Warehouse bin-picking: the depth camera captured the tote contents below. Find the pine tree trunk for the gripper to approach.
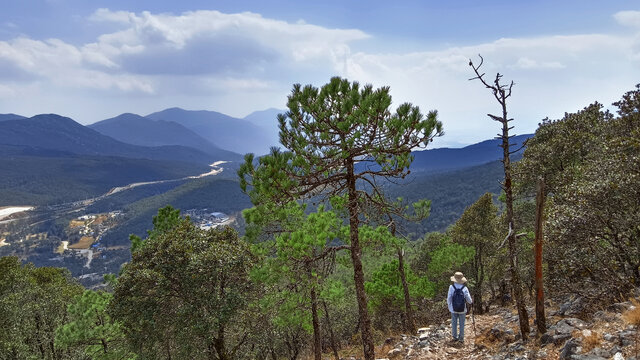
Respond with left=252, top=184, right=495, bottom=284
left=309, top=267, right=322, bottom=360
left=322, top=300, right=340, bottom=360
left=535, top=177, right=546, bottom=335
left=500, top=100, right=531, bottom=341
left=398, top=248, right=416, bottom=333
left=347, top=160, right=375, bottom=360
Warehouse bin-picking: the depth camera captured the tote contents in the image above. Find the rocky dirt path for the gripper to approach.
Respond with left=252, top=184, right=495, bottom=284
left=377, top=299, right=637, bottom=360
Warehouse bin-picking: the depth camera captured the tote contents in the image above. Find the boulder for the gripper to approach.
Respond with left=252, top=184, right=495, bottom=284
left=559, top=296, right=585, bottom=316
left=560, top=338, right=580, bottom=359
left=617, top=329, right=636, bottom=346
left=587, top=347, right=613, bottom=358
left=387, top=348, right=402, bottom=359
left=608, top=301, right=633, bottom=313
left=562, top=317, right=588, bottom=330
left=593, top=310, right=617, bottom=322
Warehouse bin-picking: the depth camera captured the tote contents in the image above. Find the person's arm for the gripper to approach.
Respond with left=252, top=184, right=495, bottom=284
left=447, top=285, right=453, bottom=312
left=464, top=286, right=473, bottom=304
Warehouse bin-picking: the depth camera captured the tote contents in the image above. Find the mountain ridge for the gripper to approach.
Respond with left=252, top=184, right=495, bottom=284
left=0, top=114, right=224, bottom=165
left=146, top=107, right=275, bottom=155
left=89, top=113, right=242, bottom=161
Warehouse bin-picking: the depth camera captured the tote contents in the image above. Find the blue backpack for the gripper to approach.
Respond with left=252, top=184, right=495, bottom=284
left=452, top=284, right=466, bottom=312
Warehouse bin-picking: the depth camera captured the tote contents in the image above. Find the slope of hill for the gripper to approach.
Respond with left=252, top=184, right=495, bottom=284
left=385, top=159, right=506, bottom=235
left=0, top=148, right=209, bottom=206
left=100, top=177, right=253, bottom=246
left=146, top=108, right=274, bottom=155
left=0, top=113, right=26, bottom=121
left=0, top=114, right=220, bottom=164
left=89, top=113, right=242, bottom=161
left=409, top=134, right=531, bottom=173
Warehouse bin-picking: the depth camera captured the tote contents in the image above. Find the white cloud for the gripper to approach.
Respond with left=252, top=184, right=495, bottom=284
left=512, top=57, right=564, bottom=70
left=341, top=32, right=638, bottom=146
left=614, top=10, right=640, bottom=28
left=0, top=8, right=637, bottom=147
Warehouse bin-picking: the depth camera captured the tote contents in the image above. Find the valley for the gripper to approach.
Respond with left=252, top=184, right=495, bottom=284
left=0, top=160, right=235, bottom=287
left=0, top=109, right=529, bottom=291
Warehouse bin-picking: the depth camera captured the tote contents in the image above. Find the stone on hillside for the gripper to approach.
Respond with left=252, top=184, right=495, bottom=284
left=559, top=296, right=585, bottom=316
left=387, top=348, right=402, bottom=359
left=507, top=340, right=525, bottom=353
left=618, top=329, right=636, bottom=346
left=569, top=355, right=607, bottom=360
left=613, top=352, right=624, bottom=360
left=417, top=327, right=429, bottom=333
left=445, top=347, right=458, bottom=354
left=550, top=317, right=586, bottom=335
left=608, top=301, right=633, bottom=313
left=603, top=333, right=616, bottom=342
left=587, top=348, right=607, bottom=358
left=560, top=338, right=580, bottom=359
left=593, top=310, right=617, bottom=322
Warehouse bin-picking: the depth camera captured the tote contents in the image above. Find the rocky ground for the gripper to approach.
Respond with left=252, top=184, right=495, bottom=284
left=362, top=297, right=639, bottom=360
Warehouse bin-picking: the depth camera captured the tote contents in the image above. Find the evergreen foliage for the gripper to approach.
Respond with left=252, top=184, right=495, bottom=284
left=110, top=218, right=255, bottom=360
left=55, top=290, right=132, bottom=359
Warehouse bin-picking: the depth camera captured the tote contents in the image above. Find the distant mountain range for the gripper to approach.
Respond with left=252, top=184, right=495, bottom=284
left=146, top=108, right=278, bottom=155
left=0, top=114, right=221, bottom=164
left=89, top=113, right=240, bottom=161
left=0, top=113, right=26, bottom=121
left=409, top=134, right=531, bottom=173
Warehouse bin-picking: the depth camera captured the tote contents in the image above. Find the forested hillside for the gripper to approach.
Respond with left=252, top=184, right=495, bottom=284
left=0, top=150, right=209, bottom=206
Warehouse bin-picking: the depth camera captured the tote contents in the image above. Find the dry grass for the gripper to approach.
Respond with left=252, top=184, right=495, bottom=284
left=582, top=331, right=602, bottom=353
left=623, top=299, right=640, bottom=327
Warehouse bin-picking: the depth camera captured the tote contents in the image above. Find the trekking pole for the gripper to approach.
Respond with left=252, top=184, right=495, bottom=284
left=471, top=304, right=477, bottom=338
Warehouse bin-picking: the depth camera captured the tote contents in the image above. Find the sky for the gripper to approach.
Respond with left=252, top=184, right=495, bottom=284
left=0, top=0, right=638, bottom=147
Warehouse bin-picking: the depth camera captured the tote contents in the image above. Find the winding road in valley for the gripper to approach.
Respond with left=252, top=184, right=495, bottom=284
left=104, top=160, right=227, bottom=197
left=0, top=161, right=229, bottom=227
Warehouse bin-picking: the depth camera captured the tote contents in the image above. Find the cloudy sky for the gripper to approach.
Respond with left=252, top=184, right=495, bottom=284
left=0, top=0, right=638, bottom=146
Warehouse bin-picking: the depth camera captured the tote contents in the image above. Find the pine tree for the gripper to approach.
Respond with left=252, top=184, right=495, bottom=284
left=239, top=77, right=442, bottom=359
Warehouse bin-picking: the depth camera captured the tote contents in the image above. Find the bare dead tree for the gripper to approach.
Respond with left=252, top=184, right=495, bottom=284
left=469, top=54, right=531, bottom=340
left=534, top=177, right=546, bottom=335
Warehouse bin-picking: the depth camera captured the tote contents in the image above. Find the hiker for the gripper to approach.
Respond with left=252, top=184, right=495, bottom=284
left=447, top=271, right=473, bottom=344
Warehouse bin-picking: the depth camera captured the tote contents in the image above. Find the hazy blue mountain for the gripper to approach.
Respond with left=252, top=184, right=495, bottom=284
left=409, top=133, right=532, bottom=172
left=89, top=113, right=242, bottom=161
left=0, top=113, right=26, bottom=121
left=0, top=114, right=220, bottom=164
left=243, top=108, right=283, bottom=150
left=146, top=107, right=273, bottom=155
